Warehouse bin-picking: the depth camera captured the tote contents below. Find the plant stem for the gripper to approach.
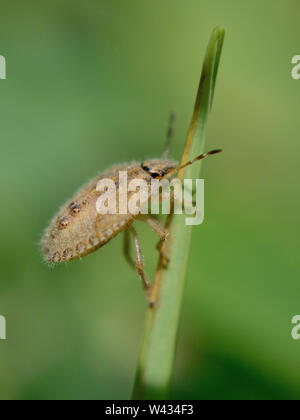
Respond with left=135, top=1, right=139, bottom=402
left=132, top=27, right=225, bottom=400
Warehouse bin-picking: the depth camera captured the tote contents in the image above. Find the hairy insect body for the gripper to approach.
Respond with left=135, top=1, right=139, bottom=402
left=41, top=108, right=221, bottom=304
left=42, top=160, right=177, bottom=264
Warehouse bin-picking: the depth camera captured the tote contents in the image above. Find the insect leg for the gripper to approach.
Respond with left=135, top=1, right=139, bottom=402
left=140, top=215, right=169, bottom=241
left=129, top=226, right=152, bottom=293
left=123, top=229, right=135, bottom=269
left=140, top=215, right=170, bottom=267
left=162, top=112, right=176, bottom=159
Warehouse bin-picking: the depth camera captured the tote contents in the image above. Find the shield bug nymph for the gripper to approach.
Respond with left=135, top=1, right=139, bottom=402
left=41, top=114, right=222, bottom=303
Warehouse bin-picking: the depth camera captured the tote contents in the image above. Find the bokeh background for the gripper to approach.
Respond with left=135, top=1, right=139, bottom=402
left=0, top=0, right=299, bottom=400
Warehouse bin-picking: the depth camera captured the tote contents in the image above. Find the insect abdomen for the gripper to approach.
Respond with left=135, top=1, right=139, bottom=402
left=42, top=197, right=133, bottom=264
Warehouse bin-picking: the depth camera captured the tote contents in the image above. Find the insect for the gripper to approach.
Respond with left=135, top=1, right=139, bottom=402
left=41, top=114, right=221, bottom=303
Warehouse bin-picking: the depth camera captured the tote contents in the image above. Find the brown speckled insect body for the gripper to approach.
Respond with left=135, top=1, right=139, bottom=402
left=41, top=160, right=176, bottom=265
left=41, top=115, right=221, bottom=300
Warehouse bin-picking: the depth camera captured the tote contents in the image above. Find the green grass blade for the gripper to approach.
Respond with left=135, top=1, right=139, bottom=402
left=132, top=27, right=225, bottom=400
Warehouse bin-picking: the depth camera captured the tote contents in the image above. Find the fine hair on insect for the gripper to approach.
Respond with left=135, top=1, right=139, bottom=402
left=41, top=113, right=222, bottom=305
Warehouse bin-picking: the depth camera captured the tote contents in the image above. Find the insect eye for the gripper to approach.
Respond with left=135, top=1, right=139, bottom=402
left=141, top=163, right=163, bottom=178
left=150, top=172, right=160, bottom=179
left=141, top=164, right=150, bottom=172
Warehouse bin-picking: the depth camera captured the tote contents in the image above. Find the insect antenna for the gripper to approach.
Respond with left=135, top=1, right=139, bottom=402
left=162, top=112, right=177, bottom=159
left=165, top=149, right=222, bottom=176
left=178, top=149, right=223, bottom=171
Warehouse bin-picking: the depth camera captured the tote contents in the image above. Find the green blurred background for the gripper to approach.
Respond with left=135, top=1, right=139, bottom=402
left=0, top=0, right=299, bottom=400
